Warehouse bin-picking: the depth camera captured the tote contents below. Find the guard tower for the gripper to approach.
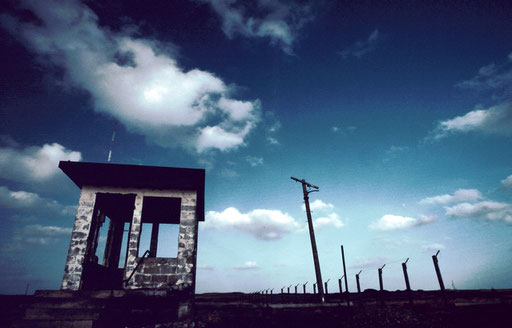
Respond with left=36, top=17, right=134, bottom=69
left=59, top=161, right=205, bottom=294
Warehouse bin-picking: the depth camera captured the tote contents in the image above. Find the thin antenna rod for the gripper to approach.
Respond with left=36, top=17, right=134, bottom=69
left=107, top=122, right=118, bottom=162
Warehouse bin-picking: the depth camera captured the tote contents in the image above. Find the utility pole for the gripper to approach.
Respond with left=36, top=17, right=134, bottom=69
left=291, top=177, right=324, bottom=301
left=378, top=264, right=386, bottom=291
left=402, top=258, right=411, bottom=291
left=432, top=250, right=445, bottom=291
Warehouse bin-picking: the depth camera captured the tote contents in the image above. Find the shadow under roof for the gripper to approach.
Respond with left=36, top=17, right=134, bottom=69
left=59, top=161, right=205, bottom=221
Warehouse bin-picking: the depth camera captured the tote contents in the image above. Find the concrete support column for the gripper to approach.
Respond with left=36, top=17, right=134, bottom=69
left=61, top=189, right=97, bottom=290
left=176, top=191, right=198, bottom=289
left=124, top=194, right=144, bottom=286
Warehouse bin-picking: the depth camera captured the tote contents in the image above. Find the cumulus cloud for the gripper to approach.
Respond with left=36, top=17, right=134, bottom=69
left=429, top=102, right=512, bottom=140
left=233, top=261, right=259, bottom=270
left=13, top=224, right=72, bottom=246
left=301, top=199, right=345, bottom=229
left=203, top=207, right=301, bottom=240
left=0, top=142, right=81, bottom=183
left=419, top=189, right=482, bottom=205
left=314, top=213, right=344, bottom=229
left=369, top=214, right=435, bottom=231
left=501, top=175, right=512, bottom=189
left=339, top=29, right=380, bottom=59
left=199, top=0, right=313, bottom=54
left=0, top=186, right=76, bottom=217
left=308, top=199, right=334, bottom=211
left=444, top=201, right=512, bottom=223
left=1, top=0, right=259, bottom=152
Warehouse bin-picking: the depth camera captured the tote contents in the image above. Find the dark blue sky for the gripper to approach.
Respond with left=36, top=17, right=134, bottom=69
left=1, top=0, right=511, bottom=294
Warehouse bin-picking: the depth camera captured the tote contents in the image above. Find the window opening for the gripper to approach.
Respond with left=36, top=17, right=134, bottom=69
left=138, top=223, right=153, bottom=257
left=157, top=223, right=179, bottom=258
left=118, top=222, right=130, bottom=268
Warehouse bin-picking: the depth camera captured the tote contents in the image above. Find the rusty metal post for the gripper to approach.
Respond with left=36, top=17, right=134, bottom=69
left=402, top=258, right=411, bottom=291
left=292, top=177, right=324, bottom=301
left=432, top=250, right=445, bottom=291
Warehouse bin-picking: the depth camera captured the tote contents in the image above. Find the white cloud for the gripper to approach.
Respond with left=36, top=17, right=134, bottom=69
left=0, top=186, right=75, bottom=217
left=0, top=142, right=81, bottom=183
left=203, top=207, right=301, bottom=240
left=339, top=29, right=380, bottom=59
left=1, top=0, right=260, bottom=152
left=13, top=224, right=72, bottom=245
left=198, top=265, right=215, bottom=271
left=245, top=156, right=264, bottom=167
left=419, top=189, right=482, bottom=205
left=431, top=102, right=512, bottom=139
left=501, top=175, right=512, bottom=189
left=314, top=213, right=344, bottom=229
left=369, top=214, right=435, bottom=231
left=200, top=0, right=313, bottom=54
left=302, top=199, right=344, bottom=229
left=308, top=199, right=334, bottom=211
left=233, top=261, right=259, bottom=270
left=444, top=201, right=512, bottom=223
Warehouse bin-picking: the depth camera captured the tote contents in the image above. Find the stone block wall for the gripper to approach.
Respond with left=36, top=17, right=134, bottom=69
left=126, top=191, right=198, bottom=291
left=61, top=189, right=96, bottom=290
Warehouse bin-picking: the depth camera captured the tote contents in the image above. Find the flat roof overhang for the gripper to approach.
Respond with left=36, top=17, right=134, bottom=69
left=59, top=161, right=205, bottom=221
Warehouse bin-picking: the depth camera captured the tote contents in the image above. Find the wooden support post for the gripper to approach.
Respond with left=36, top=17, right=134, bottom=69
left=149, top=223, right=159, bottom=258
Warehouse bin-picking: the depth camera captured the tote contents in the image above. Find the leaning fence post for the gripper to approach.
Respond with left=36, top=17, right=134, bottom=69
left=356, top=270, right=362, bottom=293
left=378, top=264, right=386, bottom=291
left=432, top=250, right=445, bottom=291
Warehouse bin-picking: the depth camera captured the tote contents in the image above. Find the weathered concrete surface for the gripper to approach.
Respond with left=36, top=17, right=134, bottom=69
left=126, top=191, right=198, bottom=291
left=61, top=190, right=96, bottom=291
